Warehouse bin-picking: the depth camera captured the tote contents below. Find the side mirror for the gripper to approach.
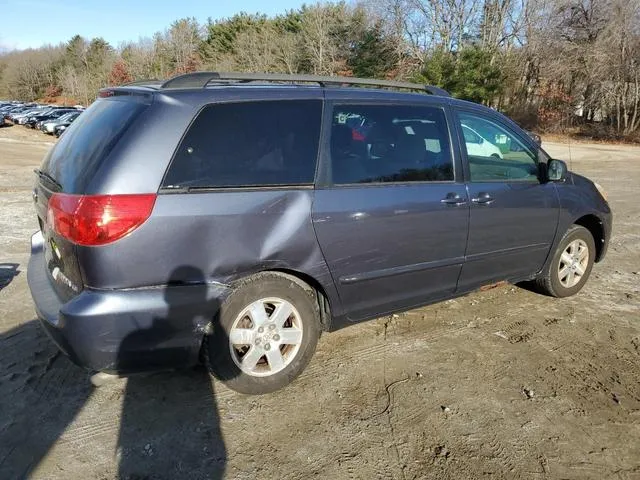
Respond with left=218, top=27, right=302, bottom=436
left=548, top=159, right=568, bottom=182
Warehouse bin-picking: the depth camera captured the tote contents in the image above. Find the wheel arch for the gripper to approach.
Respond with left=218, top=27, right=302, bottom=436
left=266, top=269, right=333, bottom=331
left=573, top=214, right=605, bottom=262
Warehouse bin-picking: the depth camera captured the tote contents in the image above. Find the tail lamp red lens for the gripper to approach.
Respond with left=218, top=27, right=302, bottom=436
left=351, top=129, right=365, bottom=141
left=47, top=193, right=156, bottom=246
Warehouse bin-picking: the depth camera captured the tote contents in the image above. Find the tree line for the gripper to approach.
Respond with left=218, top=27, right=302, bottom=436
left=1, top=0, right=639, bottom=139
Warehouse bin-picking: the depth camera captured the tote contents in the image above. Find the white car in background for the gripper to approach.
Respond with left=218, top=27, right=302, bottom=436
left=462, top=124, right=503, bottom=159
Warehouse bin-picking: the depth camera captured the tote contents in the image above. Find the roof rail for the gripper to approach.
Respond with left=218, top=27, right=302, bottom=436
left=160, top=71, right=450, bottom=97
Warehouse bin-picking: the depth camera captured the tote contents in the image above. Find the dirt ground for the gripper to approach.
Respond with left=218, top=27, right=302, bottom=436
left=0, top=124, right=639, bottom=480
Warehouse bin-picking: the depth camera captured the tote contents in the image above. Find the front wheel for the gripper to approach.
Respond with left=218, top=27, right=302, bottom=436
left=535, top=225, right=596, bottom=297
left=205, top=272, right=321, bottom=395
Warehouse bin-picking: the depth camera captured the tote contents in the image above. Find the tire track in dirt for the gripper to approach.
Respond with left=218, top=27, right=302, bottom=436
left=334, top=379, right=402, bottom=479
left=306, top=323, right=472, bottom=382
left=493, top=303, right=640, bottom=411
left=60, top=420, right=118, bottom=445
left=300, top=311, right=502, bottom=480
left=315, top=316, right=472, bottom=480
left=483, top=433, right=523, bottom=476
left=475, top=295, right=640, bottom=478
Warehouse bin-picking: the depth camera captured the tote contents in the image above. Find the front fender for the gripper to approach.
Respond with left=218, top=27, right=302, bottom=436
left=541, top=174, right=612, bottom=273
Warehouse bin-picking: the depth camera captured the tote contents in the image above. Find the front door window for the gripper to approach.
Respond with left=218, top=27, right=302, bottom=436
left=457, top=112, right=539, bottom=182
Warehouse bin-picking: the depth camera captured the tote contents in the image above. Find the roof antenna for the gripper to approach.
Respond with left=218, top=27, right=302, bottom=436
left=567, top=131, right=573, bottom=171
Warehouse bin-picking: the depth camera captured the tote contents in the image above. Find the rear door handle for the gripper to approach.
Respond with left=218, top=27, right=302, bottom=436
left=471, top=192, right=494, bottom=205
left=441, top=193, right=467, bottom=206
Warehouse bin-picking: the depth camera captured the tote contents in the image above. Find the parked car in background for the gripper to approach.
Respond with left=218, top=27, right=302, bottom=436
left=54, top=124, right=69, bottom=137
left=461, top=124, right=504, bottom=159
left=0, top=104, right=17, bottom=114
left=18, top=108, right=53, bottom=126
left=0, top=102, right=14, bottom=125
left=41, top=111, right=81, bottom=134
left=52, top=112, right=82, bottom=137
left=10, top=106, right=48, bottom=124
left=28, top=108, right=77, bottom=129
left=2, top=105, right=27, bottom=120
left=27, top=72, right=611, bottom=395
left=1, top=104, right=26, bottom=118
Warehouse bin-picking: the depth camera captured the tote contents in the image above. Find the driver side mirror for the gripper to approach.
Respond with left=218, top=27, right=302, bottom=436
left=548, top=159, right=568, bottom=182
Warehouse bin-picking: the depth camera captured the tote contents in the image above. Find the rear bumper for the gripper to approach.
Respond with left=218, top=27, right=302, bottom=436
left=27, top=231, right=231, bottom=374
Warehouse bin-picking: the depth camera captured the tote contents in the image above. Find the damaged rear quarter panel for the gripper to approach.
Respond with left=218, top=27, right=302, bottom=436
left=77, top=188, right=344, bottom=323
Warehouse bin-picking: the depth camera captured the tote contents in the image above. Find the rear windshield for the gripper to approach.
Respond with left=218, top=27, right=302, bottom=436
left=41, top=98, right=147, bottom=193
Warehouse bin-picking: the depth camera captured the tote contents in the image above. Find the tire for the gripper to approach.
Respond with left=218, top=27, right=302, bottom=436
left=535, top=225, right=596, bottom=298
left=205, top=272, right=321, bottom=395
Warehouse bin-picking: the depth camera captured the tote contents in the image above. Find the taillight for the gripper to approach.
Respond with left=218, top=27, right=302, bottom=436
left=47, top=193, right=156, bottom=246
left=352, top=129, right=365, bottom=141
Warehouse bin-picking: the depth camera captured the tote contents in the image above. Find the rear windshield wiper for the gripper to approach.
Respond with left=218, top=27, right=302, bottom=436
left=34, top=169, right=63, bottom=192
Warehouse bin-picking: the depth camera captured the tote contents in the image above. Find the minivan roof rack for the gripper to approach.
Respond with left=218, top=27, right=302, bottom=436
left=160, top=71, right=450, bottom=97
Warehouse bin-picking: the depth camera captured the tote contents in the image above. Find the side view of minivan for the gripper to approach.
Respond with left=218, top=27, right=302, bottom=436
left=28, top=72, right=612, bottom=394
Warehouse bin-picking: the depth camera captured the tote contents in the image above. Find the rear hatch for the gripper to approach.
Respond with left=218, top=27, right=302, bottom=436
left=34, top=93, right=150, bottom=301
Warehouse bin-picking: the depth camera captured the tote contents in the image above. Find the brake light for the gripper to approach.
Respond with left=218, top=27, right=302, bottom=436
left=352, top=129, right=365, bottom=141
left=47, top=193, right=156, bottom=246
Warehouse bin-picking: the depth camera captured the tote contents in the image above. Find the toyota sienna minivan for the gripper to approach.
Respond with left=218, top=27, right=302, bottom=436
left=28, top=72, right=612, bottom=394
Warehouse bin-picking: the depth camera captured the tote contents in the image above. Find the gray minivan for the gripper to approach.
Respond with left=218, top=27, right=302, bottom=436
left=28, top=72, right=612, bottom=394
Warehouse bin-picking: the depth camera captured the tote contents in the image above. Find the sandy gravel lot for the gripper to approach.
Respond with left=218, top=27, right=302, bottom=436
left=0, top=125, right=638, bottom=479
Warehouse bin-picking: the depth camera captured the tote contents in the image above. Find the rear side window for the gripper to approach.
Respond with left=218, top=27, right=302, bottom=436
left=330, top=104, right=453, bottom=184
left=163, top=100, right=322, bottom=189
left=42, top=98, right=147, bottom=193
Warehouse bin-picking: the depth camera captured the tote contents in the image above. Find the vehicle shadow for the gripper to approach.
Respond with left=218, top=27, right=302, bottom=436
left=515, top=280, right=545, bottom=295
left=117, top=266, right=228, bottom=479
left=0, top=263, right=20, bottom=291
left=0, top=266, right=229, bottom=479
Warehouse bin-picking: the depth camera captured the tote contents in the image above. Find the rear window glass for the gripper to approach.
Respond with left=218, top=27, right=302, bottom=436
left=42, top=98, right=146, bottom=193
left=162, top=100, right=322, bottom=189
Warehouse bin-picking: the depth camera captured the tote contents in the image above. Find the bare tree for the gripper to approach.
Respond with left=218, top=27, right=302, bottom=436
left=301, top=5, right=341, bottom=75
left=1, top=0, right=639, bottom=138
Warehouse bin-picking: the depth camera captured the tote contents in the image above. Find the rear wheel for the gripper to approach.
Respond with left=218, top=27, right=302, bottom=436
left=205, top=272, right=321, bottom=394
left=535, top=225, right=595, bottom=297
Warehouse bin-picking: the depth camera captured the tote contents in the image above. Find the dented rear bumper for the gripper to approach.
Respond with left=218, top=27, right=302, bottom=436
left=27, top=231, right=231, bottom=374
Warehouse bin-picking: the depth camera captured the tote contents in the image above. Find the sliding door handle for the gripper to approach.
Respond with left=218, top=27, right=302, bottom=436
left=441, top=193, right=467, bottom=206
left=471, top=192, right=494, bottom=205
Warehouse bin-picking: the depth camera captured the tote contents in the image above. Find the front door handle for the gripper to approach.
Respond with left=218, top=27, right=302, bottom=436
left=471, top=192, right=494, bottom=205
left=441, top=192, right=467, bottom=206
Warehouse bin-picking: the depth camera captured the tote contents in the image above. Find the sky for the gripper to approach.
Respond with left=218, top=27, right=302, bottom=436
left=0, top=0, right=308, bottom=51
